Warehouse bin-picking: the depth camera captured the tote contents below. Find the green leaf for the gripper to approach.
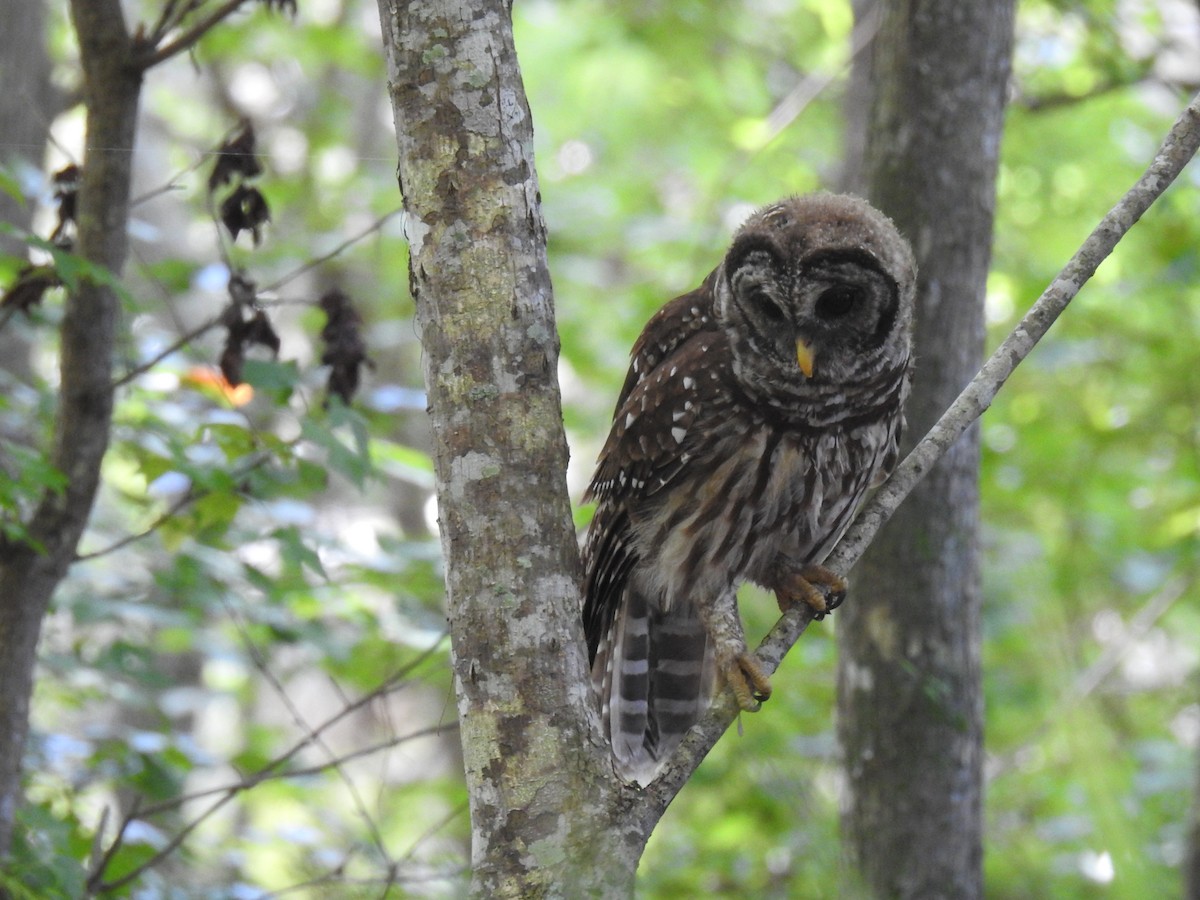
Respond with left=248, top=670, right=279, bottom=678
left=242, top=358, right=300, bottom=403
left=300, top=415, right=371, bottom=488
left=0, top=166, right=24, bottom=204
left=373, top=439, right=435, bottom=488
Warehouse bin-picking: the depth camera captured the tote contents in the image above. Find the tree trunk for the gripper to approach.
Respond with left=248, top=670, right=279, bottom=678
left=376, top=0, right=644, bottom=894
left=836, top=1, right=1014, bottom=897
left=0, top=0, right=139, bottom=857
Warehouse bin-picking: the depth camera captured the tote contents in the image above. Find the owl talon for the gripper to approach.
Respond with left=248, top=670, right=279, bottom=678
left=726, top=652, right=772, bottom=711
left=775, top=564, right=847, bottom=619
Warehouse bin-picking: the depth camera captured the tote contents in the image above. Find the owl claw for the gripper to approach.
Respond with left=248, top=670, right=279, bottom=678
left=726, top=652, right=772, bottom=711
left=775, top=564, right=847, bottom=619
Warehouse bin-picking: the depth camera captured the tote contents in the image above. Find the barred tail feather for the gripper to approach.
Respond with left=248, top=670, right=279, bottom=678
left=595, top=587, right=715, bottom=785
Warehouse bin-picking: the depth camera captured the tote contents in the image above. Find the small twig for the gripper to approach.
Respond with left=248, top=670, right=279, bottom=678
left=134, top=641, right=449, bottom=818
left=74, top=489, right=197, bottom=562
left=90, top=644, right=451, bottom=892
left=760, top=4, right=882, bottom=147
left=260, top=208, right=405, bottom=294
left=110, top=313, right=224, bottom=390
left=73, top=451, right=272, bottom=562
left=147, top=0, right=196, bottom=46
left=137, top=0, right=253, bottom=70
left=643, top=88, right=1200, bottom=813
left=986, top=574, right=1190, bottom=781
left=92, top=726, right=455, bottom=894
left=220, top=596, right=396, bottom=866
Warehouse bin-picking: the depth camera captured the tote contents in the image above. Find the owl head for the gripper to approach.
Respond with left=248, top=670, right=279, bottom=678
left=715, top=193, right=916, bottom=403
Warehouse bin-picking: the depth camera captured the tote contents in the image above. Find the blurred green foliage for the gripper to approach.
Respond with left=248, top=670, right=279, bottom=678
left=0, top=0, right=1197, bottom=896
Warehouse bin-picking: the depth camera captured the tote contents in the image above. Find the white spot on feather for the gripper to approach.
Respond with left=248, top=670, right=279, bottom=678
left=671, top=427, right=686, bottom=444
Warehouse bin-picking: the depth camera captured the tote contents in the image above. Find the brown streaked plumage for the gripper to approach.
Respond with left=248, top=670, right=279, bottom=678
left=582, top=193, right=916, bottom=784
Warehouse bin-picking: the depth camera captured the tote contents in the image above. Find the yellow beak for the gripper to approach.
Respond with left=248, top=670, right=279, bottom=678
left=796, top=338, right=814, bottom=378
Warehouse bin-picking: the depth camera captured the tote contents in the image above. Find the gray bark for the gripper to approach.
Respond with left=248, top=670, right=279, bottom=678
left=0, top=0, right=140, bottom=857
left=376, top=0, right=644, bottom=894
left=836, top=1, right=1015, bottom=897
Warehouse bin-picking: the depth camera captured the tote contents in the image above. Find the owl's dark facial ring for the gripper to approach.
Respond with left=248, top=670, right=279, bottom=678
left=797, top=255, right=900, bottom=352
left=724, top=253, right=801, bottom=375
left=723, top=246, right=900, bottom=385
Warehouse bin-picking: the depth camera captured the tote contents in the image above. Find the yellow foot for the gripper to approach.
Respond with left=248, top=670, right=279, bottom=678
left=775, top=564, right=847, bottom=620
left=725, top=652, right=772, bottom=711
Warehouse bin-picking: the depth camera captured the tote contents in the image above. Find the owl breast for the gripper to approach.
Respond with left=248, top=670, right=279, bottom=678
left=630, top=412, right=899, bottom=613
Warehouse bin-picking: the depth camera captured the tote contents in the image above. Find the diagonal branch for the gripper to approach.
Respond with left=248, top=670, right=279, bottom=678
left=136, top=0, right=253, bottom=70
left=641, top=88, right=1200, bottom=815
left=88, top=642, right=450, bottom=892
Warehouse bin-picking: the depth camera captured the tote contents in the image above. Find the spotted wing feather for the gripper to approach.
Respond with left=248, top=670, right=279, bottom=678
left=609, top=270, right=719, bottom=415
left=582, top=332, right=717, bottom=659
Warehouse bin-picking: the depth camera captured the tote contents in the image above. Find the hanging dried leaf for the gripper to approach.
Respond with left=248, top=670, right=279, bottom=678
left=219, top=184, right=271, bottom=244
left=319, top=289, right=371, bottom=405
left=208, top=122, right=262, bottom=193
left=243, top=308, right=281, bottom=355
left=1, top=265, right=61, bottom=315
left=218, top=277, right=280, bottom=387
left=219, top=334, right=247, bottom=388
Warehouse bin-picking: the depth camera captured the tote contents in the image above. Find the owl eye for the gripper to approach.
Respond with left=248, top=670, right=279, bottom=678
left=815, top=285, right=863, bottom=320
left=751, top=290, right=788, bottom=324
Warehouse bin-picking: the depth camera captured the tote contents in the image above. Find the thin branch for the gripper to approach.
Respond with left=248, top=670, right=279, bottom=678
left=92, top=726, right=455, bottom=894
left=136, top=0, right=254, bottom=70
left=110, top=313, right=224, bottom=389
left=138, top=638, right=449, bottom=818
left=986, top=573, right=1191, bottom=781
left=90, top=644, right=451, bottom=892
left=759, top=4, right=882, bottom=147
left=643, top=88, right=1200, bottom=813
left=73, top=450, right=272, bottom=561
left=220, top=595, right=395, bottom=866
left=829, top=89, right=1200, bottom=577
left=260, top=208, right=405, bottom=294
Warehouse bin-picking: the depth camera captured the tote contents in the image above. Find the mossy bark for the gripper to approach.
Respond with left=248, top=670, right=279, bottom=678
left=376, top=1, right=646, bottom=894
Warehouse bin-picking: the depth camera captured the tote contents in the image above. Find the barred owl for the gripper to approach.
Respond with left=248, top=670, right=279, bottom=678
left=581, top=193, right=916, bottom=784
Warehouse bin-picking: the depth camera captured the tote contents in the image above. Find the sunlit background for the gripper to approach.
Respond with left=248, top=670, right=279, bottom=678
left=2, top=0, right=1200, bottom=895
